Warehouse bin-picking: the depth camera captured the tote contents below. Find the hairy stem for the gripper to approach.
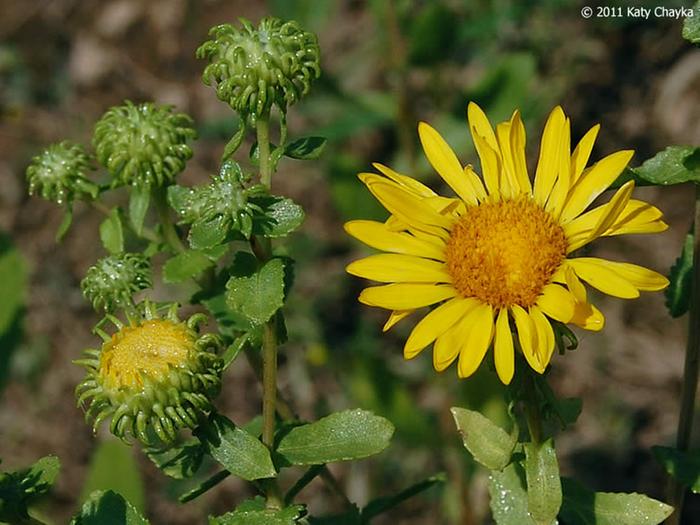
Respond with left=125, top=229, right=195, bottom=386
left=153, top=186, right=186, bottom=253
left=668, top=184, right=700, bottom=524
left=257, top=115, right=272, bottom=189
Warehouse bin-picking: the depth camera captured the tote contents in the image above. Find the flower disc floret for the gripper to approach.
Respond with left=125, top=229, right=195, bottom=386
left=26, top=141, right=96, bottom=205
left=81, top=253, right=152, bottom=312
left=75, top=303, right=223, bottom=445
left=197, top=17, right=320, bottom=117
left=93, top=101, right=196, bottom=188
left=446, top=197, right=567, bottom=309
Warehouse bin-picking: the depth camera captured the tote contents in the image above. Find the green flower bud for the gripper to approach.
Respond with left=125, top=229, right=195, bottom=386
left=197, top=17, right=320, bottom=118
left=168, top=160, right=266, bottom=241
left=81, top=253, right=152, bottom=312
left=75, top=302, right=223, bottom=445
left=93, top=101, right=196, bottom=189
left=25, top=141, right=97, bottom=205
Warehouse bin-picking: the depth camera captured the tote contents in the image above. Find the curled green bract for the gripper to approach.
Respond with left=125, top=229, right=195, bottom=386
left=168, top=160, right=266, bottom=242
left=75, top=302, right=223, bottom=445
left=81, top=253, right=152, bottom=312
left=25, top=141, right=96, bottom=205
left=197, top=17, right=320, bottom=118
left=93, top=101, right=196, bottom=188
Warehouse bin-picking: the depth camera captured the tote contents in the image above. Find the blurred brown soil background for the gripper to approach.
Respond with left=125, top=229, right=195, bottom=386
left=1, top=0, right=699, bottom=524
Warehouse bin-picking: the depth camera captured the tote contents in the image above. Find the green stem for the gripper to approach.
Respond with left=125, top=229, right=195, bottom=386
left=256, top=114, right=272, bottom=189
left=523, top=371, right=544, bottom=445
left=153, top=186, right=186, bottom=253
left=668, top=185, right=700, bottom=524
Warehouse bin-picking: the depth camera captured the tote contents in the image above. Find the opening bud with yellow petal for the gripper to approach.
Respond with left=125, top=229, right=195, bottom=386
left=197, top=17, right=320, bottom=119
left=93, top=101, right=196, bottom=189
left=75, top=302, right=223, bottom=445
left=26, top=141, right=97, bottom=205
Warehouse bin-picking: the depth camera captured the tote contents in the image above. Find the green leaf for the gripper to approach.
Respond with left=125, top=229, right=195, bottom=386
left=488, top=463, right=536, bottom=525
left=666, top=232, right=693, bottom=317
left=80, top=440, right=144, bottom=512
left=56, top=207, right=73, bottom=241
left=222, top=333, right=249, bottom=369
left=524, top=439, right=562, bottom=525
left=627, top=146, right=700, bottom=186
left=0, top=235, right=26, bottom=336
left=128, top=186, right=150, bottom=235
left=250, top=196, right=305, bottom=238
left=144, top=441, right=204, bottom=480
left=179, top=470, right=230, bottom=503
left=70, top=490, right=149, bottom=525
left=450, top=407, right=517, bottom=470
left=195, top=413, right=276, bottom=481
left=222, top=122, right=247, bottom=162
left=209, top=497, right=305, bottom=525
left=276, top=409, right=394, bottom=466
left=284, top=136, right=327, bottom=160
left=652, top=446, right=700, bottom=493
left=189, top=215, right=227, bottom=250
left=362, top=473, right=446, bottom=520
left=226, top=258, right=286, bottom=326
left=163, top=250, right=214, bottom=283
left=559, top=477, right=674, bottom=525
left=0, top=455, right=60, bottom=524
left=683, top=2, right=700, bottom=44
left=99, top=208, right=124, bottom=255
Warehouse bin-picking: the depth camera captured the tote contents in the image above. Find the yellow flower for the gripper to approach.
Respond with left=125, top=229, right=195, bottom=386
left=345, top=103, right=669, bottom=384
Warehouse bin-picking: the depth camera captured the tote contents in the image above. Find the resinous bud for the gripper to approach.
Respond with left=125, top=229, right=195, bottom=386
left=25, top=141, right=97, bottom=205
left=93, top=101, right=196, bottom=189
left=81, top=253, right=152, bottom=312
left=197, top=17, right=321, bottom=118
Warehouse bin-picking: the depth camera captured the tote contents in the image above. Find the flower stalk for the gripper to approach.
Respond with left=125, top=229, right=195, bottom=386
left=668, top=184, right=700, bottom=524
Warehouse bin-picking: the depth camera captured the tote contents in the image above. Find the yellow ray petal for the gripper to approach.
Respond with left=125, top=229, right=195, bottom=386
left=533, top=106, right=566, bottom=206
left=372, top=162, right=436, bottom=197
left=467, top=102, right=500, bottom=150
left=404, top=297, right=478, bottom=359
left=570, top=124, right=600, bottom=183
left=564, top=266, right=587, bottom=303
left=536, top=283, right=576, bottom=323
left=571, top=302, right=605, bottom=331
left=559, top=149, right=635, bottom=224
left=470, top=130, right=501, bottom=197
left=496, top=121, right=518, bottom=198
left=457, top=303, right=495, bottom=379
left=359, top=283, right=457, bottom=310
left=511, top=304, right=545, bottom=373
left=344, top=220, right=446, bottom=260
left=464, top=165, right=488, bottom=202
left=567, top=259, right=640, bottom=298
left=418, top=122, right=481, bottom=206
left=544, top=117, right=572, bottom=218
left=383, top=310, right=414, bottom=332
left=530, top=305, right=555, bottom=367
left=510, top=110, right=531, bottom=194
left=433, top=319, right=462, bottom=371
left=347, top=254, right=451, bottom=284
left=586, top=180, right=635, bottom=242
left=494, top=308, right=515, bottom=384
left=575, top=258, right=669, bottom=291
left=364, top=180, right=454, bottom=236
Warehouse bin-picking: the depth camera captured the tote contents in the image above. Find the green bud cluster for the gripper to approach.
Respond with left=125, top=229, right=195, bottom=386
left=25, top=141, right=97, bottom=205
left=197, top=17, right=320, bottom=118
left=93, top=101, right=196, bottom=188
left=81, top=253, right=152, bottom=312
left=168, top=160, right=267, bottom=241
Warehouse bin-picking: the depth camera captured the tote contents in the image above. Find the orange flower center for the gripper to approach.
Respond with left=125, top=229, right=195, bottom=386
left=445, top=197, right=567, bottom=308
left=99, top=319, right=192, bottom=391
